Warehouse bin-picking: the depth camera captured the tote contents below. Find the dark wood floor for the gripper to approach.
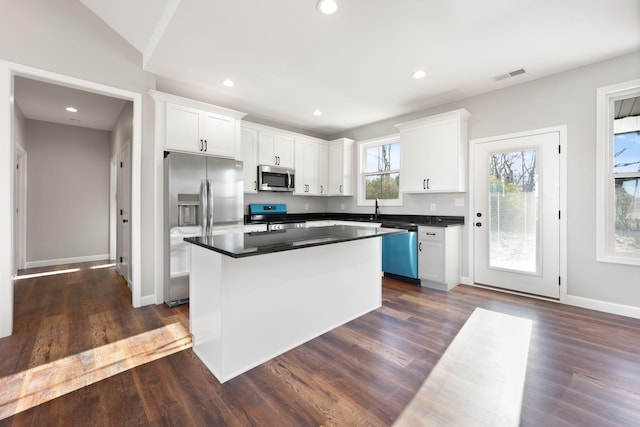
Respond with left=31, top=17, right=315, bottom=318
left=1, top=262, right=639, bottom=426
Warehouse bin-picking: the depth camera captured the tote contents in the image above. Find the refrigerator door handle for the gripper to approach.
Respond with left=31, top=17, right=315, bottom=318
left=207, top=178, right=214, bottom=236
left=200, top=178, right=209, bottom=235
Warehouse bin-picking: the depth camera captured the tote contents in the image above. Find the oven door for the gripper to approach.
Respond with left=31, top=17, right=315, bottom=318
left=258, top=165, right=294, bottom=192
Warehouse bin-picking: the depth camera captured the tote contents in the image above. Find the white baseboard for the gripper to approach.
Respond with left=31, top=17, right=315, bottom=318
left=140, top=294, right=157, bottom=307
left=460, top=276, right=472, bottom=285
left=25, top=254, right=110, bottom=269
left=566, top=295, right=640, bottom=320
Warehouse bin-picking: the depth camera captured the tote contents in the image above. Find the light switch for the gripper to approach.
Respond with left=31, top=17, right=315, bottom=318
left=430, top=203, right=436, bottom=212
left=455, top=198, right=465, bottom=207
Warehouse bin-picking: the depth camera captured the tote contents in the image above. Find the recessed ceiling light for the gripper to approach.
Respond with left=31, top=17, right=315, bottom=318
left=316, top=0, right=337, bottom=15
left=222, top=79, right=235, bottom=87
left=66, top=106, right=78, bottom=113
left=412, top=70, right=426, bottom=79
left=313, top=110, right=323, bottom=116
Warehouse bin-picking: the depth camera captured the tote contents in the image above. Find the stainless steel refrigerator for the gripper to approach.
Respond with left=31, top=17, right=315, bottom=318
left=164, top=151, right=243, bottom=306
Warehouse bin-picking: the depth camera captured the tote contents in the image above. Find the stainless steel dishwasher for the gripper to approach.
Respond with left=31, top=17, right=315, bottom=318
left=381, top=223, right=420, bottom=285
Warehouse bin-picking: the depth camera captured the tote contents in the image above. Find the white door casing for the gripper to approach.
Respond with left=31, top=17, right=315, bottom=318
left=472, top=127, right=564, bottom=299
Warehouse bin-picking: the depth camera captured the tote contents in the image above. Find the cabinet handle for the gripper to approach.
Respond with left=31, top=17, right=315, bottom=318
left=339, top=184, right=343, bottom=194
left=419, top=241, right=422, bottom=251
left=254, top=180, right=257, bottom=191
left=423, top=179, right=426, bottom=189
left=204, top=140, right=208, bottom=152
left=426, top=178, right=430, bottom=189
left=320, top=185, right=323, bottom=194
left=199, top=139, right=204, bottom=151
left=426, top=232, right=437, bottom=236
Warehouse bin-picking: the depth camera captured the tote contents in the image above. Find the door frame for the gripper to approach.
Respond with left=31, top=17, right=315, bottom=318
left=0, top=60, right=143, bottom=338
left=468, top=125, right=568, bottom=303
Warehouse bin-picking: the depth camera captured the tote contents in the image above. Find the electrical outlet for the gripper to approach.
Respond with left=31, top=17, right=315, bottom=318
left=430, top=203, right=436, bottom=212
left=454, top=198, right=465, bottom=207
left=340, top=203, right=345, bottom=210
left=304, top=203, right=309, bottom=210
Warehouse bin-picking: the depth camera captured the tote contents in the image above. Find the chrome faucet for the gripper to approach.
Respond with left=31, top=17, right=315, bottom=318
left=374, top=198, right=380, bottom=221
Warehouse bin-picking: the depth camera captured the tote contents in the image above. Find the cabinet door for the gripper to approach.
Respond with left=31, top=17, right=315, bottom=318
left=166, top=103, right=201, bottom=153
left=328, top=142, right=343, bottom=195
left=399, top=126, right=428, bottom=192
left=200, top=112, right=236, bottom=158
left=425, top=119, right=459, bottom=191
left=317, top=143, right=328, bottom=195
left=328, top=140, right=353, bottom=196
left=258, top=131, right=277, bottom=165
left=418, top=240, right=444, bottom=283
left=241, top=127, right=258, bottom=193
left=294, top=139, right=318, bottom=194
left=275, top=134, right=295, bottom=168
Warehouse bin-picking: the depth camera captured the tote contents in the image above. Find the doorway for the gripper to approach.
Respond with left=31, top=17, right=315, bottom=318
left=0, top=61, right=143, bottom=338
left=472, top=127, right=564, bottom=299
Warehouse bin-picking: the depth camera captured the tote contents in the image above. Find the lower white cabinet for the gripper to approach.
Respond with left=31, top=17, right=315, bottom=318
left=418, top=225, right=461, bottom=291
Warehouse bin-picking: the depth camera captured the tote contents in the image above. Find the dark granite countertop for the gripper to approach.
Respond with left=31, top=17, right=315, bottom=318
left=185, top=224, right=405, bottom=258
left=245, top=212, right=464, bottom=228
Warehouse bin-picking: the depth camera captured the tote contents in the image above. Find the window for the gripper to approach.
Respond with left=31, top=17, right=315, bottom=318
left=358, top=136, right=402, bottom=206
left=596, top=80, right=640, bottom=265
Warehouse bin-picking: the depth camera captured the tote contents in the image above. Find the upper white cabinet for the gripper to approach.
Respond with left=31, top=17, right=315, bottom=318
left=151, top=90, right=246, bottom=159
left=240, top=125, right=259, bottom=193
left=396, top=109, right=470, bottom=193
left=294, top=137, right=328, bottom=196
left=295, top=137, right=318, bottom=195
left=328, top=138, right=354, bottom=196
left=258, top=131, right=294, bottom=168
left=317, top=142, right=328, bottom=196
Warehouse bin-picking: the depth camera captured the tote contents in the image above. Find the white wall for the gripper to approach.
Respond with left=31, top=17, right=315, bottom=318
left=25, top=120, right=110, bottom=265
left=331, top=51, right=640, bottom=311
left=13, top=104, right=26, bottom=151
left=110, top=102, right=133, bottom=158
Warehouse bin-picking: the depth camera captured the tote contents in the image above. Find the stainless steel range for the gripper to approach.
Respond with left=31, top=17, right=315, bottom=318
left=248, top=204, right=306, bottom=231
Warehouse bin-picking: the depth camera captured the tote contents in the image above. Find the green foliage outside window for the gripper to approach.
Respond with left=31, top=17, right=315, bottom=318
left=363, top=141, right=400, bottom=201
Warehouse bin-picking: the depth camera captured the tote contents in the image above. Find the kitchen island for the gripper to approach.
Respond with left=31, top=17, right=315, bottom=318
left=185, top=224, right=403, bottom=383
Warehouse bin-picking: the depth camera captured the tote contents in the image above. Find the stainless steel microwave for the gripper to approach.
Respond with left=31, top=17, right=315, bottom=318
left=257, top=165, right=295, bottom=192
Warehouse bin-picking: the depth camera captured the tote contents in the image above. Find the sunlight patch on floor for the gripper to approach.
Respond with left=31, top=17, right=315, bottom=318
left=394, top=307, right=532, bottom=427
left=0, top=322, right=192, bottom=420
left=14, top=268, right=81, bottom=280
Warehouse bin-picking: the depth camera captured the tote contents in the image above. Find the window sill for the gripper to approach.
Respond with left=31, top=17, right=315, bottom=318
left=597, top=254, right=640, bottom=267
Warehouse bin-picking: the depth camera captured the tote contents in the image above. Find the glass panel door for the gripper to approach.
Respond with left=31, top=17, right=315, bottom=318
left=489, top=149, right=539, bottom=274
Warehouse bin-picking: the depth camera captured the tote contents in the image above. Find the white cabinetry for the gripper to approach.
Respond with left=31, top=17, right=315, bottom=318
left=397, top=109, right=470, bottom=193
left=295, top=138, right=316, bottom=194
left=258, top=131, right=294, bottom=168
left=317, top=143, right=328, bottom=195
left=151, top=90, right=246, bottom=159
left=328, top=138, right=354, bottom=196
left=418, top=226, right=461, bottom=291
left=240, top=125, right=258, bottom=193
left=295, top=137, right=329, bottom=196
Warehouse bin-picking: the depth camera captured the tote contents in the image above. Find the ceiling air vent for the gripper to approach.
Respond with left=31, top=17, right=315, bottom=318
left=494, top=68, right=526, bottom=82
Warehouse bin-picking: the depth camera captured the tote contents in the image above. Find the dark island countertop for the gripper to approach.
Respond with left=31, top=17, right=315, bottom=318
left=185, top=224, right=405, bottom=258
left=245, top=212, right=464, bottom=228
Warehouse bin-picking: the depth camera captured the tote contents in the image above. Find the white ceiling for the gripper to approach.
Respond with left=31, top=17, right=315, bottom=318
left=82, top=0, right=640, bottom=137
left=14, top=77, right=128, bottom=131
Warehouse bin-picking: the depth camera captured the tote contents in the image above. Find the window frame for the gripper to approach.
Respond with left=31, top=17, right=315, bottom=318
left=596, top=79, right=640, bottom=266
left=357, top=135, right=403, bottom=207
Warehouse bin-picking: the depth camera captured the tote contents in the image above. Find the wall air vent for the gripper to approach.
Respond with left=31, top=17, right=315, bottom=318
left=494, top=68, right=526, bottom=82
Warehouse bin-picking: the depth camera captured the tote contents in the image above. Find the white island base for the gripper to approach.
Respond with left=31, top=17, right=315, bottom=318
left=189, top=238, right=382, bottom=383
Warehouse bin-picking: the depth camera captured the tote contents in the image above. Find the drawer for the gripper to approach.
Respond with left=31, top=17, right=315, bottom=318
left=418, top=227, right=443, bottom=242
